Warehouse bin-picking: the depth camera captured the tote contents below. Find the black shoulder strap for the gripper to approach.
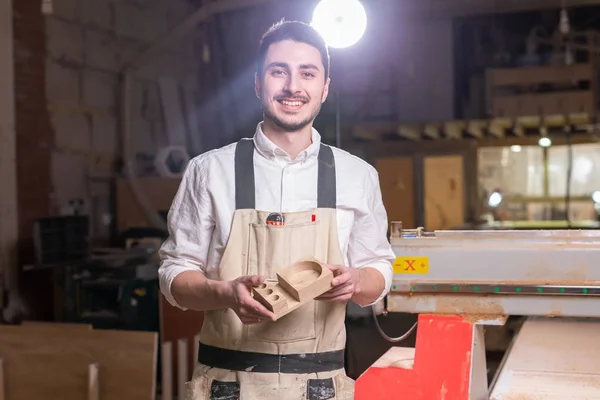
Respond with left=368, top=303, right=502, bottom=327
left=317, top=144, right=336, bottom=209
left=234, top=139, right=256, bottom=209
left=234, top=140, right=337, bottom=210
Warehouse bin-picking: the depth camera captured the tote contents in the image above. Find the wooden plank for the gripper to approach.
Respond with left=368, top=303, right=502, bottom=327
left=161, top=342, right=173, bottom=400
left=177, top=338, right=188, bottom=398
left=397, top=125, right=421, bottom=141
left=0, top=358, right=4, bottom=400
left=375, top=157, right=415, bottom=229
left=87, top=363, right=100, bottom=400
left=444, top=121, right=466, bottom=140
left=491, top=317, right=600, bottom=399
left=0, top=325, right=157, bottom=400
left=423, top=124, right=441, bottom=140
left=491, top=90, right=594, bottom=117
left=466, top=120, right=487, bottom=139
left=423, top=155, right=465, bottom=230
left=21, top=321, right=92, bottom=330
left=0, top=0, right=17, bottom=305
left=488, top=63, right=594, bottom=86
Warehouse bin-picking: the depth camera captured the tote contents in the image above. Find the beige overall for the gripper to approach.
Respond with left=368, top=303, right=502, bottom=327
left=184, top=139, right=354, bottom=400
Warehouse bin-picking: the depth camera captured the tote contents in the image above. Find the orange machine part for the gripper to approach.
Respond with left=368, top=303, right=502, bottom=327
left=355, top=314, right=476, bottom=400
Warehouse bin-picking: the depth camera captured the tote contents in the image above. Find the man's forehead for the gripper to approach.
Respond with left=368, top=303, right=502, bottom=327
left=263, top=40, right=324, bottom=69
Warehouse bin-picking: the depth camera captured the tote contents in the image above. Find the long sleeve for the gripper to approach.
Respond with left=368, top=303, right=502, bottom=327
left=158, top=157, right=215, bottom=310
left=346, top=166, right=395, bottom=306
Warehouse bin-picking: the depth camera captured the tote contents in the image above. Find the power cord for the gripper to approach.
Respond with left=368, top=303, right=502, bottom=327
left=565, top=127, right=573, bottom=227
left=371, top=305, right=418, bottom=343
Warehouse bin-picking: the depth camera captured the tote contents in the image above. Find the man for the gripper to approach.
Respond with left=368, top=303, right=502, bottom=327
left=159, top=19, right=396, bottom=400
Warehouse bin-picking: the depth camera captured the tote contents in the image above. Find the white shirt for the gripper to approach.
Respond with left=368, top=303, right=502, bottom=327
left=158, top=122, right=396, bottom=310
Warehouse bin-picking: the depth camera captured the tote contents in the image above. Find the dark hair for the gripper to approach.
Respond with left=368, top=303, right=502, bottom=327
left=256, top=19, right=330, bottom=80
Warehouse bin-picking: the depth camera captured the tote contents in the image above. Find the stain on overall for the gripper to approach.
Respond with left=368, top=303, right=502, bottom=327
left=307, top=378, right=335, bottom=400
left=210, top=380, right=240, bottom=400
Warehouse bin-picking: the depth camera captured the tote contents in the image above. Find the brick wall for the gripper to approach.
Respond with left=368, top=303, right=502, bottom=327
left=12, top=0, right=54, bottom=319
left=13, top=0, right=53, bottom=252
left=11, top=0, right=201, bottom=320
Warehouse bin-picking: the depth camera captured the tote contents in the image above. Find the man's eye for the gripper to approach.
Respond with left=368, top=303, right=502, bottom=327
left=303, top=72, right=315, bottom=78
left=272, top=69, right=285, bottom=75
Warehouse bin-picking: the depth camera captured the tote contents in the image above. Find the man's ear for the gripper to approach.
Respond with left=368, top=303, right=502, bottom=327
left=321, top=77, right=331, bottom=103
left=254, top=73, right=260, bottom=98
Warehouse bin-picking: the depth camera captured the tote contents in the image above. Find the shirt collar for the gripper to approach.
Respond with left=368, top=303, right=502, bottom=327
left=252, top=122, right=322, bottom=163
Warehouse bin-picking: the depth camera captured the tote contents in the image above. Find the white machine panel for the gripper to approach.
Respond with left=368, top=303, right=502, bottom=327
left=386, top=227, right=600, bottom=318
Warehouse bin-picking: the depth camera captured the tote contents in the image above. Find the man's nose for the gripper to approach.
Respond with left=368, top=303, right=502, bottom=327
left=284, top=74, right=300, bottom=94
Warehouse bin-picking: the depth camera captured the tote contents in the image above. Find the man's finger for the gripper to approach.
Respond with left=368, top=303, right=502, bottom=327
left=316, top=291, right=352, bottom=301
left=328, top=281, right=354, bottom=294
left=331, top=271, right=351, bottom=286
left=241, top=275, right=265, bottom=287
left=245, top=298, right=276, bottom=321
left=240, top=296, right=271, bottom=318
left=318, top=284, right=354, bottom=298
left=325, top=264, right=344, bottom=273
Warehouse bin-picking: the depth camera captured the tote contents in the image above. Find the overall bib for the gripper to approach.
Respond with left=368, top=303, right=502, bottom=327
left=185, top=139, right=354, bottom=400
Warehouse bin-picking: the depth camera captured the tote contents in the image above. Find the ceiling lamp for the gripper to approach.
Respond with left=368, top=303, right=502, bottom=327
left=311, top=0, right=367, bottom=49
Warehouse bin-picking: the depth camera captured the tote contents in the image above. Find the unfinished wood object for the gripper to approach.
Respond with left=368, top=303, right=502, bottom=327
left=161, top=342, right=173, bottom=400
left=177, top=338, right=188, bottom=400
left=252, top=259, right=333, bottom=320
left=88, top=363, right=99, bottom=400
left=0, top=358, right=5, bottom=400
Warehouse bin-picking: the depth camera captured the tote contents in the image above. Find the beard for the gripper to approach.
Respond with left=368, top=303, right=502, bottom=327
left=261, top=95, right=322, bottom=132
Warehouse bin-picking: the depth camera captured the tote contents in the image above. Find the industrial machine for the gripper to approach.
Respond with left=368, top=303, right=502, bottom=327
left=356, top=221, right=600, bottom=399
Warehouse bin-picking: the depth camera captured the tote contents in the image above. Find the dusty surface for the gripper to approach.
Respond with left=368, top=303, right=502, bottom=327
left=490, top=317, right=600, bottom=399
left=371, top=346, right=416, bottom=369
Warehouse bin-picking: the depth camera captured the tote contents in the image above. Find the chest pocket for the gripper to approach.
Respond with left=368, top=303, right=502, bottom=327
left=247, top=221, right=320, bottom=278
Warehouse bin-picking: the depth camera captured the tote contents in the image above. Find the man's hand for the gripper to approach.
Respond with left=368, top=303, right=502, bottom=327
left=227, top=275, right=276, bottom=325
left=316, top=264, right=362, bottom=302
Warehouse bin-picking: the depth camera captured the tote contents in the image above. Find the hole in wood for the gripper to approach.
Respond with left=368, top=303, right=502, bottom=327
left=270, top=294, right=280, bottom=301
left=288, top=261, right=323, bottom=287
left=258, top=283, right=267, bottom=289
left=265, top=289, right=273, bottom=295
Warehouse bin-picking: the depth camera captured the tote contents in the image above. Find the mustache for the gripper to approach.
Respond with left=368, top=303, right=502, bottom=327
left=275, top=94, right=309, bottom=102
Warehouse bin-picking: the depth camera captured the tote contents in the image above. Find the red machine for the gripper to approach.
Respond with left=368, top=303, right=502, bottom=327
left=356, top=224, right=600, bottom=399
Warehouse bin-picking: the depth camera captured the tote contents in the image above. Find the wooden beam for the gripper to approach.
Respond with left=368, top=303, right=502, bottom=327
left=397, top=124, right=421, bottom=141
left=466, top=120, right=487, bottom=139
left=423, top=124, right=442, bottom=140
left=351, top=124, right=385, bottom=141
left=488, top=64, right=593, bottom=86
left=488, top=118, right=510, bottom=139
left=477, top=133, right=598, bottom=147
left=445, top=121, right=466, bottom=140
left=0, top=0, right=17, bottom=302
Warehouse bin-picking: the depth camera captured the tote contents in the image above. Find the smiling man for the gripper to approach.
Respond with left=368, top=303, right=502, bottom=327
left=158, top=20, right=396, bottom=400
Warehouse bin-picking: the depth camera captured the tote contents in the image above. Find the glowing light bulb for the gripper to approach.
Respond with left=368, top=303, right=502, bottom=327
left=312, top=0, right=367, bottom=49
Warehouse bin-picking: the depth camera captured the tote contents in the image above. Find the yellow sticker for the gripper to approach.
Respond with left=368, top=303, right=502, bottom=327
left=393, top=256, right=429, bottom=274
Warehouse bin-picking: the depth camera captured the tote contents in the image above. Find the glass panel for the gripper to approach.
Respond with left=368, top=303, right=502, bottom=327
left=478, top=145, right=544, bottom=197
left=548, top=143, right=600, bottom=197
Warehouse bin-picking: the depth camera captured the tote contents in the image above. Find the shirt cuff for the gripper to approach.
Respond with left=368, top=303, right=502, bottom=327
left=357, top=260, right=393, bottom=307
left=159, top=264, right=202, bottom=311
